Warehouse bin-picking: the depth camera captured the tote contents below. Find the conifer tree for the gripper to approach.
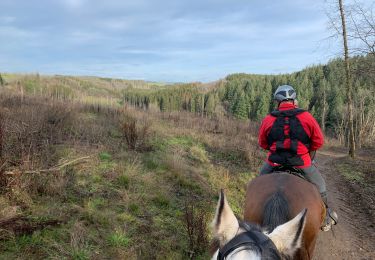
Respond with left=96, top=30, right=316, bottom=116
left=233, top=94, right=248, bottom=119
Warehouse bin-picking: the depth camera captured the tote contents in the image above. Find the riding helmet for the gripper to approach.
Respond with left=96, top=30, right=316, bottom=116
left=273, top=85, right=297, bottom=102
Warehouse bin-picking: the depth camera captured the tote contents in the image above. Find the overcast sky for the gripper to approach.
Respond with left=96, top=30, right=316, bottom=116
left=0, top=0, right=371, bottom=82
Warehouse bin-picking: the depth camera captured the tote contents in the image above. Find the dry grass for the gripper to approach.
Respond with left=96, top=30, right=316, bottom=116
left=0, top=91, right=256, bottom=259
left=0, top=88, right=344, bottom=259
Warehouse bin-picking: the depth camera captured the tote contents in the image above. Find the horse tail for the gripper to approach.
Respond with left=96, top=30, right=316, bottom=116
left=262, top=191, right=290, bottom=232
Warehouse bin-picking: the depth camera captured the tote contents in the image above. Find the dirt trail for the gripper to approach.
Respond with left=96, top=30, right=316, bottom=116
left=314, top=150, right=375, bottom=260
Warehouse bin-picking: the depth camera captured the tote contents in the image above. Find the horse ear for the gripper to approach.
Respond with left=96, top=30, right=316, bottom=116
left=267, top=209, right=307, bottom=257
left=211, top=189, right=239, bottom=246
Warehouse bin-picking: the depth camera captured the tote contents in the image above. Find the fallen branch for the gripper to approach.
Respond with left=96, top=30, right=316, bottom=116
left=0, top=160, right=8, bottom=173
left=0, top=215, right=65, bottom=237
left=23, top=155, right=91, bottom=174
left=0, top=214, right=23, bottom=227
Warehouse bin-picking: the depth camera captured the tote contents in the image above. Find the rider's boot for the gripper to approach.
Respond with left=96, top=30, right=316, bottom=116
left=321, top=193, right=338, bottom=231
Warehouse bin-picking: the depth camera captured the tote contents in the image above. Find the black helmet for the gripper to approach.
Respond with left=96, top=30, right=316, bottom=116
left=273, top=85, right=296, bottom=102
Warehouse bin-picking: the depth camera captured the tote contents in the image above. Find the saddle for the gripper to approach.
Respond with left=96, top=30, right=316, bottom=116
left=270, top=165, right=307, bottom=181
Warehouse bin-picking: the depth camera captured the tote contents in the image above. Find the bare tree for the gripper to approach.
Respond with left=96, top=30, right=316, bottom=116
left=338, top=0, right=356, bottom=157
left=347, top=1, right=375, bottom=84
left=349, top=1, right=375, bottom=55
left=321, top=79, right=328, bottom=134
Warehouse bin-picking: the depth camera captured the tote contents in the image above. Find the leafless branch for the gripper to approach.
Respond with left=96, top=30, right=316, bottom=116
left=22, top=155, right=91, bottom=174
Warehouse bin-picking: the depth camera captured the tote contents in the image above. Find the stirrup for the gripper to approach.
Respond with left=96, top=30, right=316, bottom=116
left=328, top=208, right=338, bottom=225
left=321, top=208, right=338, bottom=232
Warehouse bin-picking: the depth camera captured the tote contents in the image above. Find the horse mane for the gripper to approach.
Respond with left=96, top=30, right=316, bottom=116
left=262, top=191, right=290, bottom=232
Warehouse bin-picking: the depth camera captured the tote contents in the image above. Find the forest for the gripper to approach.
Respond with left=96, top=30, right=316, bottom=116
left=122, top=55, right=375, bottom=148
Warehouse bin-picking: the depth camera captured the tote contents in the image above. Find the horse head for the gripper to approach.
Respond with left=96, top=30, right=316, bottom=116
left=211, top=190, right=307, bottom=260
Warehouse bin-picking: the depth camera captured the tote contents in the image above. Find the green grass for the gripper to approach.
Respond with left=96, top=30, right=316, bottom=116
left=210, top=149, right=245, bottom=165
left=167, top=136, right=195, bottom=147
left=152, top=193, right=170, bottom=209
left=107, top=231, right=131, bottom=247
left=117, top=174, right=130, bottom=189
left=189, top=145, right=209, bottom=163
left=337, top=163, right=365, bottom=183
left=142, top=153, right=161, bottom=170
left=99, top=152, right=112, bottom=161
left=128, top=203, right=140, bottom=214
left=72, top=250, right=90, bottom=260
left=86, top=197, right=106, bottom=210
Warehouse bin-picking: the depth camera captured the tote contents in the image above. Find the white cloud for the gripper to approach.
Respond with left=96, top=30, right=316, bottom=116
left=0, top=16, right=16, bottom=24
left=61, top=0, right=86, bottom=9
left=0, top=0, right=338, bottom=81
left=67, top=30, right=105, bottom=44
left=96, top=18, right=134, bottom=31
left=0, top=25, right=39, bottom=39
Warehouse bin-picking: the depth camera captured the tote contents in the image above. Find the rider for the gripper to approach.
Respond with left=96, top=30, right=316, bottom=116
left=258, top=84, right=338, bottom=231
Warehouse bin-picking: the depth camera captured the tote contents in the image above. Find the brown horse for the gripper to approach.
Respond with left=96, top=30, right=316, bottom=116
left=244, top=173, right=325, bottom=259
left=211, top=173, right=325, bottom=260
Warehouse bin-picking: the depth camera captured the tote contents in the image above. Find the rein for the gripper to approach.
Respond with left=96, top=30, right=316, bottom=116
left=217, top=222, right=277, bottom=260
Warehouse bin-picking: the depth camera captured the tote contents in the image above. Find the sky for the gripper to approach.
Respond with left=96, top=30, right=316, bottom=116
left=0, top=0, right=371, bottom=82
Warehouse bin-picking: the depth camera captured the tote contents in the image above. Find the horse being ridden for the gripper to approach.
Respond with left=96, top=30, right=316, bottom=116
left=211, top=173, right=326, bottom=259
left=211, top=187, right=312, bottom=260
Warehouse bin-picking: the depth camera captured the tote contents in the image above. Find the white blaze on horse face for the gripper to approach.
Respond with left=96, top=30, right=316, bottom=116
left=267, top=209, right=307, bottom=257
left=212, top=190, right=239, bottom=246
left=227, top=249, right=261, bottom=260
left=211, top=249, right=261, bottom=260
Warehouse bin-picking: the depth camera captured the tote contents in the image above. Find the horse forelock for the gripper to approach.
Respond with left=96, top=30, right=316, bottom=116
left=262, top=191, right=290, bottom=232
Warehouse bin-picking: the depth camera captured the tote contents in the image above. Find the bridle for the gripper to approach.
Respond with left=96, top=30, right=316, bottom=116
left=217, top=222, right=278, bottom=260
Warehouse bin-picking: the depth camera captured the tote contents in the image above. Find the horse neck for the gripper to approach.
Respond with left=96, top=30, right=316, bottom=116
left=262, top=191, right=290, bottom=232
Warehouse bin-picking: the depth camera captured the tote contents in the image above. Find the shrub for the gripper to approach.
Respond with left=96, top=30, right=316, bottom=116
left=121, top=117, right=151, bottom=151
left=183, top=198, right=210, bottom=258
left=0, top=95, right=73, bottom=169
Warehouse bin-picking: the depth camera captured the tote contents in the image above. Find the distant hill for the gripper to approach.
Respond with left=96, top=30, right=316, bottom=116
left=1, top=54, right=374, bottom=146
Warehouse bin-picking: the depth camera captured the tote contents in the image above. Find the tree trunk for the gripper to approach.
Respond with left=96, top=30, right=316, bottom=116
left=339, top=0, right=356, bottom=158
left=321, top=81, right=327, bottom=134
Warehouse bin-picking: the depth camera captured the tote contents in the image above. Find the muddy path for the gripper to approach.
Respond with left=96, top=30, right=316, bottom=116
left=314, top=150, right=375, bottom=260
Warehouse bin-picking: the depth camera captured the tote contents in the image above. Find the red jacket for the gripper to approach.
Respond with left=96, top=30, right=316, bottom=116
left=258, top=103, right=324, bottom=168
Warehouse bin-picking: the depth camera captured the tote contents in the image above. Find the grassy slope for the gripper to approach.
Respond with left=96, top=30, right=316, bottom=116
left=0, top=75, right=261, bottom=259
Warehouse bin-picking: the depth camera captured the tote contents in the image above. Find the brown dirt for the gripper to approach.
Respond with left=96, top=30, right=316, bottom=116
left=314, top=150, right=375, bottom=260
